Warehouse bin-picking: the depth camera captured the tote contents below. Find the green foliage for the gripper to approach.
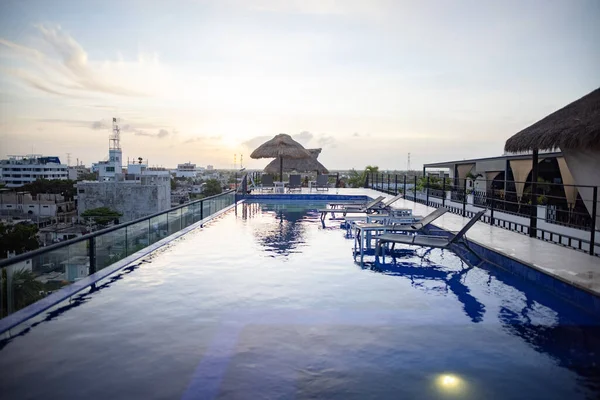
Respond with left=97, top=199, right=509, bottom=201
left=171, top=178, right=177, bottom=191
left=203, top=179, right=222, bottom=197
left=78, top=172, right=98, bottom=181
left=81, top=207, right=122, bottom=227
left=0, top=223, right=40, bottom=258
left=416, top=176, right=444, bottom=191
left=11, top=269, right=44, bottom=310
left=21, top=178, right=77, bottom=201
left=348, top=166, right=379, bottom=188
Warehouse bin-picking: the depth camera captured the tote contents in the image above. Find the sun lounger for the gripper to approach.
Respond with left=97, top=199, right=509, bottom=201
left=261, top=174, right=274, bottom=192
left=288, top=174, right=302, bottom=192
left=318, top=196, right=386, bottom=225
left=352, top=207, right=447, bottom=264
left=316, top=174, right=329, bottom=191
left=375, top=210, right=486, bottom=259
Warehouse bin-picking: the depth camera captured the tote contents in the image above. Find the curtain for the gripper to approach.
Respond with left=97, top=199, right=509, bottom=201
left=563, top=148, right=600, bottom=229
left=485, top=171, right=501, bottom=190
left=456, top=164, right=475, bottom=187
left=509, top=159, right=532, bottom=200
left=556, top=157, right=578, bottom=209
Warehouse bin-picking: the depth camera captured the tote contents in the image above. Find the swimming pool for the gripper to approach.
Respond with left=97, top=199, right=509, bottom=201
left=1, top=201, right=599, bottom=399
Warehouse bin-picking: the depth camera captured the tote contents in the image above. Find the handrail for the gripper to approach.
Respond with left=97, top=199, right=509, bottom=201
left=0, top=190, right=235, bottom=269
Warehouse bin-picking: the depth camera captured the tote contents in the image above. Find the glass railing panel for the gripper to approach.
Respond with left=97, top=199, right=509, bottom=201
left=149, top=214, right=168, bottom=245
left=181, top=206, right=193, bottom=228
left=167, top=209, right=181, bottom=235
left=94, top=229, right=127, bottom=271
left=127, top=221, right=150, bottom=255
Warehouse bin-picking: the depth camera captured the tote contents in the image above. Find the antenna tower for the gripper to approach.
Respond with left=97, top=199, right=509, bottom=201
left=66, top=153, right=71, bottom=167
left=240, top=154, right=243, bottom=169
left=407, top=152, right=411, bottom=172
left=110, top=117, right=121, bottom=150
left=234, top=154, right=237, bottom=170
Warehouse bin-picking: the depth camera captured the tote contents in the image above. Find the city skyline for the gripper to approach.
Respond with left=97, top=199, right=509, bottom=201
left=1, top=0, right=599, bottom=169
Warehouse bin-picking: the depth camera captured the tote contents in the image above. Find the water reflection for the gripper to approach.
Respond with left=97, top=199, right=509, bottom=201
left=0, top=261, right=143, bottom=351
left=241, top=202, right=320, bottom=257
left=364, top=250, right=486, bottom=323
left=366, top=250, right=600, bottom=393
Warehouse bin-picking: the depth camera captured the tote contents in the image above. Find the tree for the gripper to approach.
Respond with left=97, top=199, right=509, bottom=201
left=348, top=165, right=379, bottom=188
left=170, top=178, right=177, bottom=191
left=0, top=223, right=40, bottom=258
left=11, top=269, right=44, bottom=310
left=78, top=172, right=98, bottom=181
left=81, top=207, right=122, bottom=227
left=203, top=179, right=222, bottom=197
left=21, top=179, right=77, bottom=201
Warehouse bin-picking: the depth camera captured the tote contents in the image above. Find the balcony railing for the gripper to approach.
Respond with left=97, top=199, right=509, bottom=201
left=365, top=173, right=599, bottom=257
left=0, top=190, right=235, bottom=323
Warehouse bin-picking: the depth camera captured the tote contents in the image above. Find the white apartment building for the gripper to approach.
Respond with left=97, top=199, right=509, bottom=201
left=0, top=155, right=68, bottom=187
left=175, top=162, right=197, bottom=178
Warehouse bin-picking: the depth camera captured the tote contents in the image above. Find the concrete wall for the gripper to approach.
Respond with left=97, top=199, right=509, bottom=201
left=77, top=179, right=171, bottom=222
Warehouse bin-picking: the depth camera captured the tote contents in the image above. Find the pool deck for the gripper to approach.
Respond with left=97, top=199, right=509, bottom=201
left=247, top=188, right=600, bottom=298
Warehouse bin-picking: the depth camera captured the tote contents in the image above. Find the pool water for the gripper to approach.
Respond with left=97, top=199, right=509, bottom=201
left=1, top=201, right=599, bottom=399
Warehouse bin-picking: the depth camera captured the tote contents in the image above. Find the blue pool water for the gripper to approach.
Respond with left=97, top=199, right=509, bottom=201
left=1, top=201, right=599, bottom=399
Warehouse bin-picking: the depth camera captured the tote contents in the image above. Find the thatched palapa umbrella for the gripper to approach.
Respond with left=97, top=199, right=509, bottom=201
left=504, top=87, right=600, bottom=234
left=250, top=134, right=312, bottom=181
left=504, top=88, right=600, bottom=153
left=263, top=148, right=329, bottom=175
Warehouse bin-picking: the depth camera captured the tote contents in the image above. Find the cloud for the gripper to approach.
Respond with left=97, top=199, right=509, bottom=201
left=133, top=128, right=170, bottom=139
left=0, top=25, right=161, bottom=98
left=157, top=129, right=169, bottom=138
left=294, top=131, right=314, bottom=145
left=317, top=134, right=337, bottom=148
left=241, top=135, right=272, bottom=150
left=2, top=68, right=70, bottom=96
left=353, top=132, right=360, bottom=137
left=91, top=120, right=110, bottom=130
left=185, top=135, right=223, bottom=144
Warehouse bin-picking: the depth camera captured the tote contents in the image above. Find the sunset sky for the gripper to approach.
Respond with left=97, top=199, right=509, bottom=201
left=1, top=0, right=598, bottom=170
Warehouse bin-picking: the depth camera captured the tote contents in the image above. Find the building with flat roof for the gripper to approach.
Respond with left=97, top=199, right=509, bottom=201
left=0, top=155, right=68, bottom=187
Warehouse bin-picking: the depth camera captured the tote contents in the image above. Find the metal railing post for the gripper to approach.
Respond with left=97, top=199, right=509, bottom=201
left=200, top=200, right=204, bottom=220
left=89, top=237, right=96, bottom=275
left=387, top=174, right=390, bottom=194
left=395, top=175, right=398, bottom=194
left=414, top=175, right=417, bottom=202
left=442, top=177, right=446, bottom=207
left=180, top=207, right=183, bottom=230
left=426, top=176, right=430, bottom=206
left=490, top=189, right=495, bottom=226
left=462, top=180, right=467, bottom=216
left=403, top=175, right=407, bottom=197
left=591, top=186, right=597, bottom=256
left=529, top=150, right=539, bottom=238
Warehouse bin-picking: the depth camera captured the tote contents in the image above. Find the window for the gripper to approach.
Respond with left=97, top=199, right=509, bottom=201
left=43, top=205, right=49, bottom=208
left=78, top=189, right=85, bottom=194
left=106, top=167, right=115, bottom=172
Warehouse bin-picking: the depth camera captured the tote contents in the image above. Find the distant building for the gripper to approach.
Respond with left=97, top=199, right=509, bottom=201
left=175, top=162, right=197, bottom=178
left=206, top=165, right=214, bottom=171
left=0, top=155, right=68, bottom=187
left=68, top=165, right=90, bottom=180
left=77, top=117, right=172, bottom=222
left=0, top=192, right=76, bottom=219
left=77, top=174, right=171, bottom=222
left=96, top=118, right=123, bottom=182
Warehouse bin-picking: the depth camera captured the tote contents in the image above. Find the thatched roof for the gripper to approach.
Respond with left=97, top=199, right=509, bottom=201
left=264, top=148, right=329, bottom=174
left=250, top=133, right=312, bottom=159
left=504, top=87, right=600, bottom=152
